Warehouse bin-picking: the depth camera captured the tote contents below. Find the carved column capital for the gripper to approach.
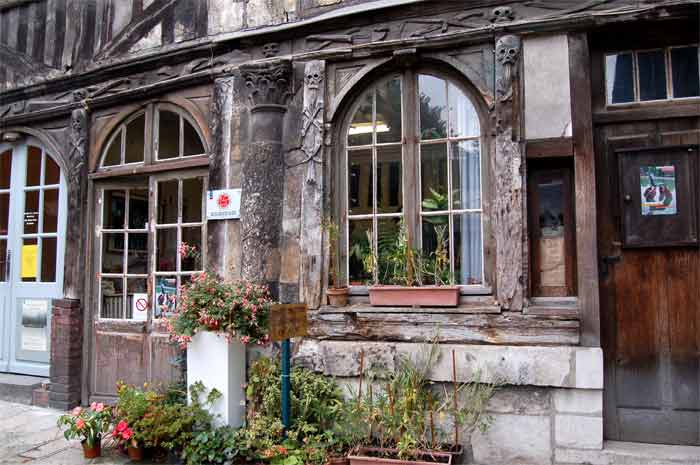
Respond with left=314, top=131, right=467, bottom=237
left=240, top=59, right=292, bottom=108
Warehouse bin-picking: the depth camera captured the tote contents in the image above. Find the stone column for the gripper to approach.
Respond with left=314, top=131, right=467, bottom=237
left=492, top=34, right=524, bottom=310
left=49, top=299, right=82, bottom=410
left=239, top=60, right=292, bottom=292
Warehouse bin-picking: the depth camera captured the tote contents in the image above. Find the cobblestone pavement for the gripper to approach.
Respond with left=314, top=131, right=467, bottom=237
left=0, top=400, right=156, bottom=465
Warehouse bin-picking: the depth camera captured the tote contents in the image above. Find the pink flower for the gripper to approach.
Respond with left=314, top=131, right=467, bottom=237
left=92, top=402, right=104, bottom=413
left=76, top=418, right=85, bottom=430
left=241, top=335, right=250, bottom=345
left=71, top=406, right=82, bottom=416
left=122, top=428, right=133, bottom=440
left=116, top=420, right=128, bottom=433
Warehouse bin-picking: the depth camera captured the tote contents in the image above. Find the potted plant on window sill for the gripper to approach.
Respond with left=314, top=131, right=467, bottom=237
left=324, top=218, right=350, bottom=307
left=365, top=222, right=460, bottom=307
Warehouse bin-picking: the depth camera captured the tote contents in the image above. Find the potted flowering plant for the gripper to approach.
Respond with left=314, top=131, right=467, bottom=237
left=112, top=381, right=154, bottom=461
left=57, top=402, right=112, bottom=458
left=166, top=271, right=274, bottom=426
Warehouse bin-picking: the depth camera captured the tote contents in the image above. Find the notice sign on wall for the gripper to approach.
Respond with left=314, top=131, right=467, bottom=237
left=206, top=189, right=241, bottom=220
left=21, top=299, right=49, bottom=352
left=21, top=244, right=38, bottom=278
left=132, top=293, right=149, bottom=321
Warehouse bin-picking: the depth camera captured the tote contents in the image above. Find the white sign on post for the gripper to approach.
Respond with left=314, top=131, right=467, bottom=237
left=206, top=189, right=241, bottom=220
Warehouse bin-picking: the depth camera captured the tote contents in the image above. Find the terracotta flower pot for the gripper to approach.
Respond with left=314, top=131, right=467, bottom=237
left=81, top=439, right=102, bottom=459
left=368, top=285, right=460, bottom=307
left=327, top=287, right=350, bottom=307
left=348, top=447, right=452, bottom=465
left=128, top=445, right=145, bottom=461
left=327, top=456, right=350, bottom=465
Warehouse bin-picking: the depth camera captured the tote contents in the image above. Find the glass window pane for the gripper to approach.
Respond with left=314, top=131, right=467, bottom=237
left=157, top=180, right=179, bottom=224
left=44, top=155, right=60, bottom=185
left=454, top=213, right=482, bottom=285
left=102, top=233, right=124, bottom=273
left=182, top=178, right=203, bottom=223
left=21, top=238, right=38, bottom=282
left=42, top=189, right=59, bottom=233
left=124, top=114, right=145, bottom=164
left=23, top=191, right=39, bottom=234
left=128, top=189, right=149, bottom=230
left=0, top=150, right=11, bottom=189
left=0, top=193, right=8, bottom=236
left=157, top=228, right=177, bottom=271
left=0, top=240, right=6, bottom=282
left=103, top=132, right=122, bottom=166
left=638, top=50, right=667, bottom=101
left=126, top=278, right=148, bottom=320
left=419, top=75, right=447, bottom=140
left=158, top=111, right=180, bottom=159
left=348, top=149, right=373, bottom=216
left=127, top=233, right=148, bottom=274
left=181, top=227, right=202, bottom=271
left=154, top=276, right=178, bottom=318
left=451, top=140, right=481, bottom=210
left=536, top=177, right=567, bottom=291
left=606, top=53, right=635, bottom=104
left=348, top=92, right=373, bottom=146
left=421, top=217, right=450, bottom=285
left=103, top=190, right=126, bottom=229
left=377, top=145, right=402, bottom=214
left=448, top=83, right=479, bottom=138
left=26, top=146, right=42, bottom=186
left=183, top=119, right=205, bottom=156
left=671, top=46, right=700, bottom=98
left=376, top=78, right=402, bottom=144
left=40, top=237, right=57, bottom=282
left=420, top=143, right=448, bottom=210
left=378, top=217, right=402, bottom=284
left=101, top=277, right=124, bottom=319
left=348, top=219, right=373, bottom=285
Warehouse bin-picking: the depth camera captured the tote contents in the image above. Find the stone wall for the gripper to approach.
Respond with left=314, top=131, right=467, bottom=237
left=293, top=340, right=605, bottom=465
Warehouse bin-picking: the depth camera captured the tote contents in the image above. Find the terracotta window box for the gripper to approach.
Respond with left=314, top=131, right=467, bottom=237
left=348, top=447, right=452, bottom=465
left=368, top=285, right=460, bottom=307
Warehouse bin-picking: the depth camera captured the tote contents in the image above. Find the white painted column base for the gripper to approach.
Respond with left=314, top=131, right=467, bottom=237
left=187, top=331, right=245, bottom=427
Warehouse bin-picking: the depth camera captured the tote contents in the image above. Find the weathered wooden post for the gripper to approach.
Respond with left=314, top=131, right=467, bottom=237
left=493, top=34, right=524, bottom=311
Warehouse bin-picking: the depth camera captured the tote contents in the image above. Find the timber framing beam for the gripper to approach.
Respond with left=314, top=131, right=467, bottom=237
left=526, top=137, right=574, bottom=159
left=569, top=32, right=601, bottom=348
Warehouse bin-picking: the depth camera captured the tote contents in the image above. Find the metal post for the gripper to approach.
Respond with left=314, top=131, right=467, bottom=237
left=281, top=338, right=291, bottom=431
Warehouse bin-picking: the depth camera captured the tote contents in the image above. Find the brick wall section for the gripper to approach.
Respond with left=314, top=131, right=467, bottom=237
left=49, top=298, right=83, bottom=410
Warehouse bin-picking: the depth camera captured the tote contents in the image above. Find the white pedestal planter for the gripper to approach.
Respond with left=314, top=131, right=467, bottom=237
left=187, top=331, right=246, bottom=427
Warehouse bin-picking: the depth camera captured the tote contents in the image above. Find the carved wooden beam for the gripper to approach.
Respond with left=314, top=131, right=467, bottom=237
left=298, top=60, right=326, bottom=308
left=492, top=34, right=524, bottom=311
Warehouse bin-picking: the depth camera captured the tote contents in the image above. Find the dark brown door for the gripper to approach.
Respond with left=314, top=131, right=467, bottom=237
left=597, top=117, right=700, bottom=445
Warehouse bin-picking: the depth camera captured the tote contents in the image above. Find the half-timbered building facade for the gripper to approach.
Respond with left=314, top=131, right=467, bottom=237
left=0, top=0, right=698, bottom=463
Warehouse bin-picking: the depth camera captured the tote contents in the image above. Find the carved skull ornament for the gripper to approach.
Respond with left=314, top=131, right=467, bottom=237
left=496, top=35, right=520, bottom=65
left=305, top=70, right=323, bottom=89
left=490, top=6, right=515, bottom=23
left=262, top=42, right=280, bottom=58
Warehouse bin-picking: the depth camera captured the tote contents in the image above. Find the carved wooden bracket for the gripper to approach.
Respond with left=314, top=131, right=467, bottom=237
left=492, top=34, right=524, bottom=311
left=240, top=60, right=292, bottom=107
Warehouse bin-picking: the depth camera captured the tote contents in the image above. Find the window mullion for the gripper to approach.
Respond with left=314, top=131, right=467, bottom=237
left=371, top=88, right=379, bottom=284
left=402, top=69, right=420, bottom=254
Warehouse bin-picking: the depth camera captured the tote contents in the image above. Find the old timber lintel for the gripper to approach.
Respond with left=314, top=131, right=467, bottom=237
left=493, top=34, right=524, bottom=310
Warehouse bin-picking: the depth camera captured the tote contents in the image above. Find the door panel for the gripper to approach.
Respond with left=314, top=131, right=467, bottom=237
left=597, top=117, right=700, bottom=446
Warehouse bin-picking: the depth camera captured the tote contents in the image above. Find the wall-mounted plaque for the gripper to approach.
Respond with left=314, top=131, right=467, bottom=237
left=618, top=145, right=698, bottom=248
left=206, top=189, right=241, bottom=220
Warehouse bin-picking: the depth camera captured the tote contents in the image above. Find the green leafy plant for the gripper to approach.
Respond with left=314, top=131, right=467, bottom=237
left=57, top=402, right=112, bottom=448
left=322, top=217, right=344, bottom=289
left=165, top=272, right=273, bottom=348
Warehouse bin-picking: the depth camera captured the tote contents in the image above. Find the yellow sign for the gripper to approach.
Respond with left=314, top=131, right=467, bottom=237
left=21, top=244, right=38, bottom=278
left=269, top=304, right=308, bottom=341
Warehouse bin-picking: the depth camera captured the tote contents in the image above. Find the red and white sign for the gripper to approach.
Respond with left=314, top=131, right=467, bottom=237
left=132, top=293, right=149, bottom=321
left=207, top=189, right=241, bottom=220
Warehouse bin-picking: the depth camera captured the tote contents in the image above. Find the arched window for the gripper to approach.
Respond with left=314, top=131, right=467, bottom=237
left=342, top=70, right=485, bottom=287
left=99, top=104, right=206, bottom=168
left=95, top=103, right=208, bottom=320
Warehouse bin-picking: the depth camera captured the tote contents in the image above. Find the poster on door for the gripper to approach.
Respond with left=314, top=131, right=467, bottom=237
left=131, top=293, right=149, bottom=321
left=154, top=277, right=177, bottom=318
left=640, top=165, right=677, bottom=216
left=21, top=299, right=48, bottom=352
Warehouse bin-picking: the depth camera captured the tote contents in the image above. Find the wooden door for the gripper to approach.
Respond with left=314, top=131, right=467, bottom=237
left=597, top=116, right=700, bottom=445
